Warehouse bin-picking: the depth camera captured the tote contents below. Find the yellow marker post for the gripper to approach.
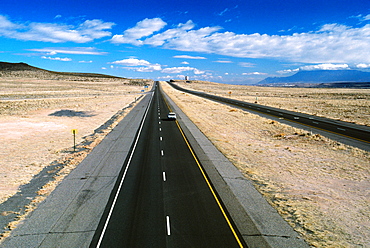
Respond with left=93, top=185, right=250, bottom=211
left=71, top=129, right=78, bottom=152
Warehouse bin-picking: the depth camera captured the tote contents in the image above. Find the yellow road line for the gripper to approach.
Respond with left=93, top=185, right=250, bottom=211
left=175, top=121, right=244, bottom=248
left=161, top=88, right=244, bottom=247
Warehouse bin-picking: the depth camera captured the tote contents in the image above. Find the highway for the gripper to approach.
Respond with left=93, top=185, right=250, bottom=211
left=89, top=83, right=244, bottom=247
left=168, top=82, right=370, bottom=146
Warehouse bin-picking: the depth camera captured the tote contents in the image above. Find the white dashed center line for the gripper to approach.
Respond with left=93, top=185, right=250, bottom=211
left=161, top=150, right=164, bottom=156
left=163, top=172, right=166, bottom=182
left=166, top=216, right=171, bottom=236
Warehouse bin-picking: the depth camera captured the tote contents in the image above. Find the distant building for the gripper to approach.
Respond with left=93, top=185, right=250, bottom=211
left=185, top=76, right=189, bottom=80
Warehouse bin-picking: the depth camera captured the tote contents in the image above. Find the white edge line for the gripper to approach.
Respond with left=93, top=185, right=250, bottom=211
left=96, top=92, right=154, bottom=248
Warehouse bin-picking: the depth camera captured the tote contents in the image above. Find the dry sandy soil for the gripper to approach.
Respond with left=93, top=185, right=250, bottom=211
left=0, top=76, right=369, bottom=247
left=0, top=77, right=152, bottom=239
left=161, top=81, right=369, bottom=248
left=172, top=80, right=370, bottom=127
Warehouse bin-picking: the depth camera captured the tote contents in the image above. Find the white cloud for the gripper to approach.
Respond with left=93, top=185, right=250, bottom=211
left=110, top=58, right=162, bottom=72
left=173, top=55, right=207, bottom=59
left=194, top=68, right=205, bottom=74
left=111, top=18, right=166, bottom=45
left=78, top=19, right=115, bottom=39
left=277, top=68, right=300, bottom=74
left=0, top=15, right=20, bottom=30
left=113, top=17, right=370, bottom=64
left=111, top=58, right=151, bottom=66
left=239, top=62, right=255, bottom=67
left=143, top=20, right=223, bottom=51
left=242, top=72, right=267, bottom=75
left=135, top=64, right=162, bottom=72
left=161, top=67, right=192, bottom=74
left=355, top=63, right=370, bottom=69
left=214, top=60, right=233, bottom=63
left=157, top=75, right=172, bottom=80
left=181, top=61, right=189, bottom=64
left=28, top=47, right=107, bottom=55
left=161, top=66, right=205, bottom=74
left=299, top=63, right=350, bottom=71
left=79, top=60, right=93, bottom=63
left=352, top=14, right=370, bottom=22
left=277, top=63, right=352, bottom=74
left=217, top=5, right=239, bottom=17
left=0, top=15, right=114, bottom=43
left=41, top=56, right=72, bottom=61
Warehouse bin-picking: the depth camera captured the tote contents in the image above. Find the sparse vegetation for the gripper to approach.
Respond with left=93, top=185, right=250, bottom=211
left=161, top=81, right=370, bottom=248
left=0, top=68, right=153, bottom=240
left=0, top=63, right=368, bottom=247
left=177, top=80, right=370, bottom=126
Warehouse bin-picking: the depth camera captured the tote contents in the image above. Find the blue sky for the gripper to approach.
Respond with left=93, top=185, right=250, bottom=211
left=1, top=0, right=370, bottom=84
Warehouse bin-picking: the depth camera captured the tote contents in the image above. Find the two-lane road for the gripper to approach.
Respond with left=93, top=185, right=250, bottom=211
left=89, top=83, right=244, bottom=247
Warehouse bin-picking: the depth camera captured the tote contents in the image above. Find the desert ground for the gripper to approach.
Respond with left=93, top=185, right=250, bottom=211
left=161, top=81, right=369, bottom=248
left=172, top=80, right=370, bottom=127
left=0, top=77, right=152, bottom=239
left=0, top=76, right=369, bottom=247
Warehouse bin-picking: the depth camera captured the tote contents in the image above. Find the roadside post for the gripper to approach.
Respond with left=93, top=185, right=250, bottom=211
left=71, top=129, right=78, bottom=152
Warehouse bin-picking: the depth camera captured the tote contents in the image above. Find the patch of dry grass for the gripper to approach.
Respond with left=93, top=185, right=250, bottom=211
left=172, top=80, right=370, bottom=126
left=161, top=81, right=370, bottom=248
left=0, top=77, right=152, bottom=240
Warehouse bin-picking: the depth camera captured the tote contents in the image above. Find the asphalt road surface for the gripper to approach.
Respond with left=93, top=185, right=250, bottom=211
left=89, top=83, right=244, bottom=247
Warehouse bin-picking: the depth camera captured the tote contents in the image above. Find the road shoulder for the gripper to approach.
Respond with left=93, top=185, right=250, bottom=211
left=161, top=85, right=309, bottom=248
left=1, top=93, right=153, bottom=248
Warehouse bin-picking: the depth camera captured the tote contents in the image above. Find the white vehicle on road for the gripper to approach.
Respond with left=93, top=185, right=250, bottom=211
left=167, top=112, right=177, bottom=120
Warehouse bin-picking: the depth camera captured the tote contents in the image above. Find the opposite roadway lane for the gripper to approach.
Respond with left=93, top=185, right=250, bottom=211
left=89, top=83, right=245, bottom=247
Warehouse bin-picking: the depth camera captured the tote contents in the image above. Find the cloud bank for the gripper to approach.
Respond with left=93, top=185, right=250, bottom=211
left=111, top=18, right=166, bottom=45
left=41, top=56, right=72, bottom=61
left=110, top=58, right=162, bottom=72
left=0, top=15, right=114, bottom=43
left=277, top=63, right=370, bottom=74
left=173, top=55, right=207, bottom=59
left=112, top=17, right=370, bottom=64
left=28, top=47, right=107, bottom=55
left=2, top=14, right=370, bottom=65
left=110, top=58, right=205, bottom=75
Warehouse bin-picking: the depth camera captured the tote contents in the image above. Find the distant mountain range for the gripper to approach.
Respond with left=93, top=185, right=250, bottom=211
left=257, top=70, right=370, bottom=87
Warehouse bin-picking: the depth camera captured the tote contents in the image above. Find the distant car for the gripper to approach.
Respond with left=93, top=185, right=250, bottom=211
left=167, top=112, right=177, bottom=120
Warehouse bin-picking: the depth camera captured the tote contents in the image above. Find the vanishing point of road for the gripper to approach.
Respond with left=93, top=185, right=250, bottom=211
left=89, top=82, right=245, bottom=247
